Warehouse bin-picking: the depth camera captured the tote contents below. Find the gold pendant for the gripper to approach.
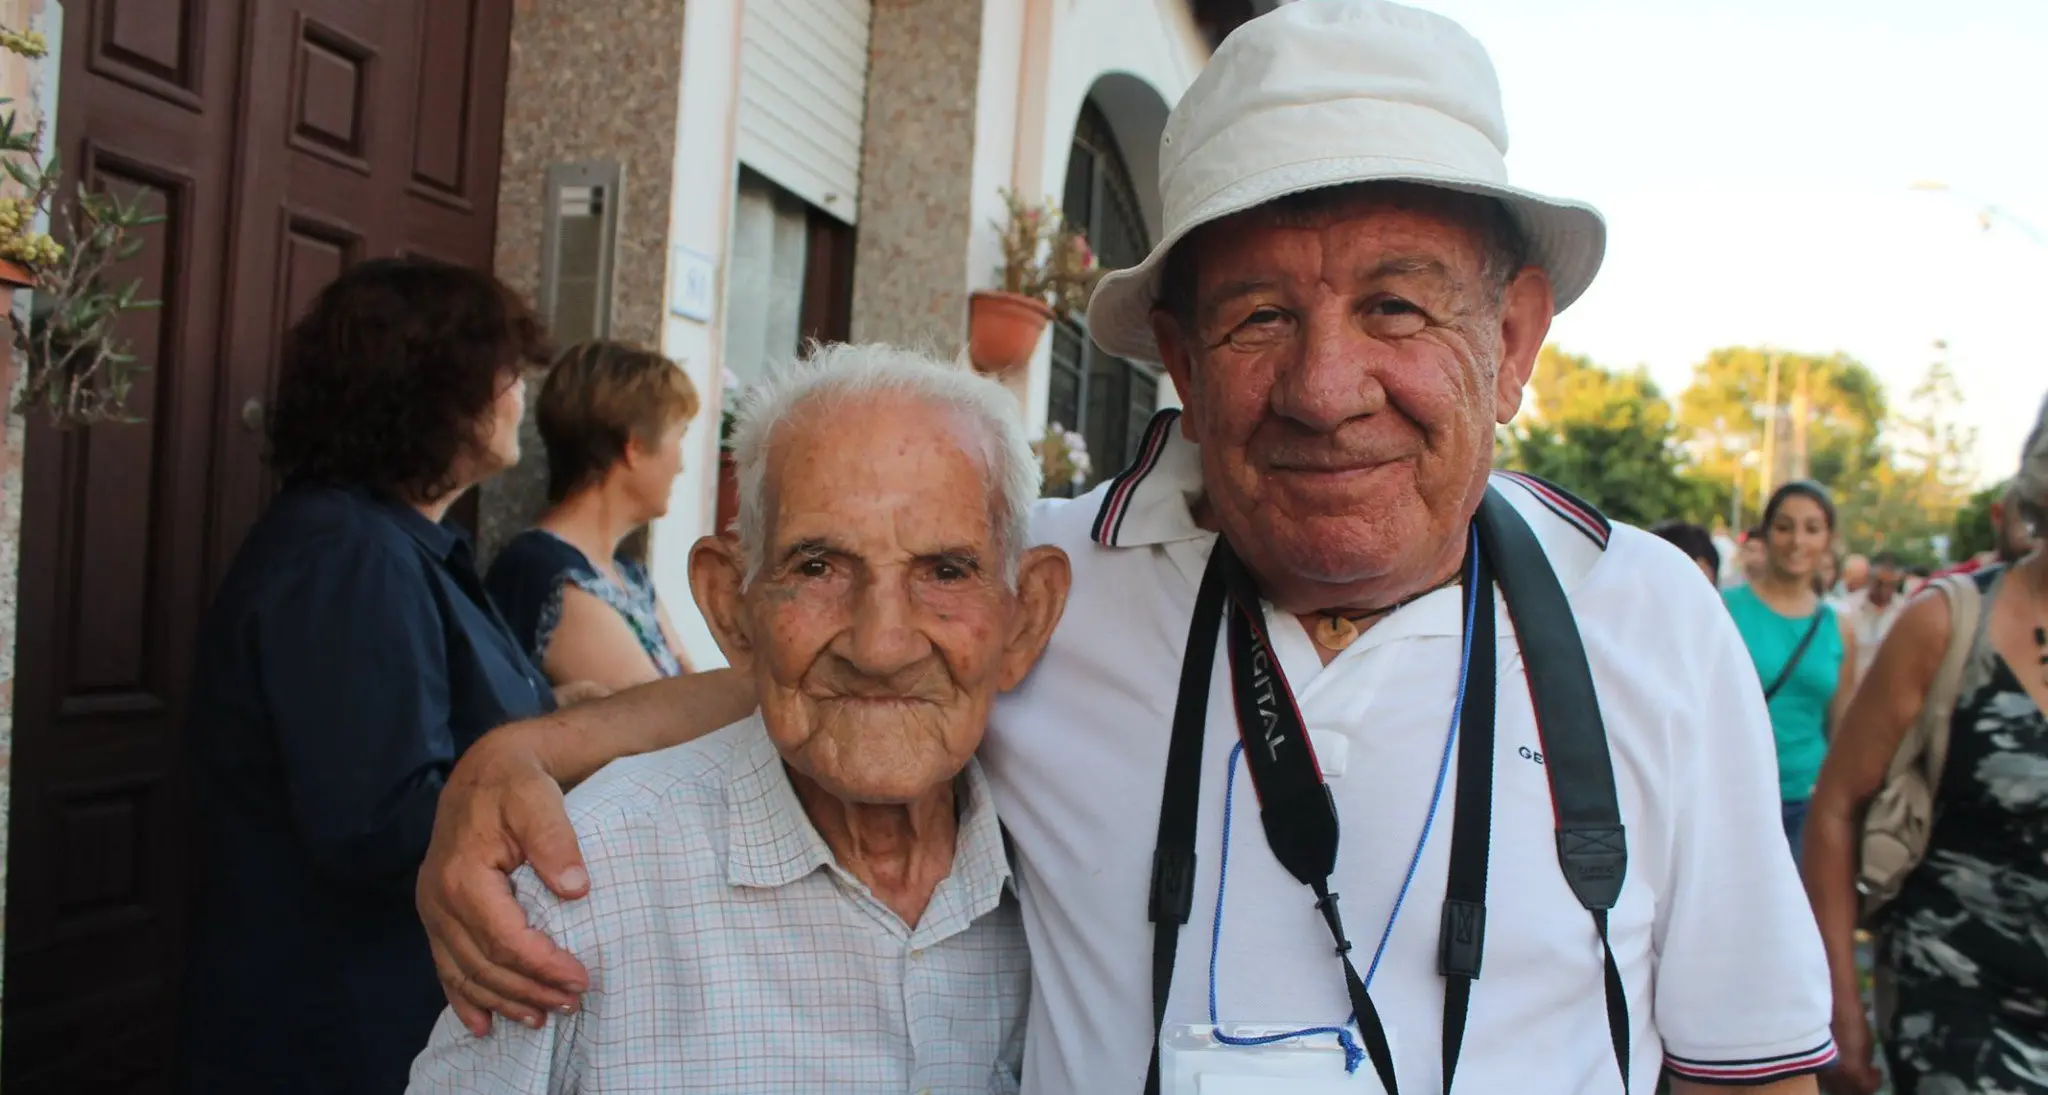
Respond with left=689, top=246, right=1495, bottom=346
left=1313, top=614, right=1361, bottom=651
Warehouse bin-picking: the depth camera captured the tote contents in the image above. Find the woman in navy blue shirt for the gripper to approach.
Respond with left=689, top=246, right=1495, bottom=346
left=179, top=259, right=587, bottom=1095
left=488, top=340, right=701, bottom=689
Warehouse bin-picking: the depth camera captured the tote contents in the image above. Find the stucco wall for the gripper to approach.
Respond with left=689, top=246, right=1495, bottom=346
left=846, top=0, right=988, bottom=355
left=645, top=0, right=745, bottom=672
left=476, top=0, right=691, bottom=563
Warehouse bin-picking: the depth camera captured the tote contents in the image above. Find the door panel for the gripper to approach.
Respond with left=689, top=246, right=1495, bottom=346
left=5, top=2, right=514, bottom=1092
left=5, top=2, right=238, bottom=1091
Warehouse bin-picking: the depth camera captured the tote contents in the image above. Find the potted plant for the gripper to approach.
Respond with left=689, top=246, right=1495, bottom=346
left=968, top=190, right=1102, bottom=377
left=715, top=369, right=742, bottom=538
left=1030, top=421, right=1093, bottom=497
left=0, top=24, right=163, bottom=427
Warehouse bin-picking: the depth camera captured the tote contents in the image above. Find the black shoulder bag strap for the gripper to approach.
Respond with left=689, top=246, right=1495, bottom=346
left=1446, top=489, right=1631, bottom=1090
left=1143, top=556, right=1226, bottom=1095
left=1762, top=610, right=1828, bottom=702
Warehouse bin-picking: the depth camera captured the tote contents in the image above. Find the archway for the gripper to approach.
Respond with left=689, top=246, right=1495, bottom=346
left=1047, top=74, right=1172, bottom=491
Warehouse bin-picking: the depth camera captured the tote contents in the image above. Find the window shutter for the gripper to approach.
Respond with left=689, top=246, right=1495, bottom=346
left=736, top=0, right=871, bottom=226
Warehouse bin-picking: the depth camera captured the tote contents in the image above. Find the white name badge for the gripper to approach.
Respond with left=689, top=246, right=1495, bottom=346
left=1160, top=1022, right=1392, bottom=1095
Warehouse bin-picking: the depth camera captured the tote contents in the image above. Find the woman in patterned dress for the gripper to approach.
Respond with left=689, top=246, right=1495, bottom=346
left=1806, top=394, right=2048, bottom=1095
left=487, top=341, right=700, bottom=688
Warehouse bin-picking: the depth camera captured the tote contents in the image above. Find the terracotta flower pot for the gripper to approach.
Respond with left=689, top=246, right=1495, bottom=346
left=968, top=290, right=1054, bottom=377
left=715, top=449, right=740, bottom=539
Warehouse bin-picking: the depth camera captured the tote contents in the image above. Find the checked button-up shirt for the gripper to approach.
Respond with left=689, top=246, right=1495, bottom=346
left=409, top=715, right=1028, bottom=1094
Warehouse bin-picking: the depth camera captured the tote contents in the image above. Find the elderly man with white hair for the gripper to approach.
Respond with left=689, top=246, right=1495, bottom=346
left=407, top=343, right=1071, bottom=1093
left=415, top=3, right=1833, bottom=1093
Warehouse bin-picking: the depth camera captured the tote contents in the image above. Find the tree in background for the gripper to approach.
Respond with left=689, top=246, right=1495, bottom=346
left=1499, top=345, right=1714, bottom=526
left=1951, top=479, right=2007, bottom=561
left=1676, top=348, right=1887, bottom=522
left=1499, top=343, right=1985, bottom=558
left=1839, top=353, right=1979, bottom=562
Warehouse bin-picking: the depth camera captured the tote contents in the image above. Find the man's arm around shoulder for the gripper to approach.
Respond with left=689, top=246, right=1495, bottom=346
left=418, top=668, right=755, bottom=1033
left=410, top=867, right=592, bottom=1093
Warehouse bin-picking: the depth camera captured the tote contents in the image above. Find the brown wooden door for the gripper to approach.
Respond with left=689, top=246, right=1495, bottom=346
left=4, top=3, right=512, bottom=1093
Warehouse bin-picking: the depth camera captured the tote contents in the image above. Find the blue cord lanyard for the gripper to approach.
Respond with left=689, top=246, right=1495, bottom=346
left=1204, top=528, right=1482, bottom=1073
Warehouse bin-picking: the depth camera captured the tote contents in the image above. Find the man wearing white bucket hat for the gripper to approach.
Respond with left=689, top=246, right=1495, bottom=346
left=412, top=2, right=1834, bottom=1093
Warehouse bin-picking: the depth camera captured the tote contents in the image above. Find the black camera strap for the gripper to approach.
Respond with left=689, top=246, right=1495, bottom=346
left=1143, top=487, right=1630, bottom=1094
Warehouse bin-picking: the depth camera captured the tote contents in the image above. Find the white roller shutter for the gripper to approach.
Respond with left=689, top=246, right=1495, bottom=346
left=736, top=0, right=871, bottom=225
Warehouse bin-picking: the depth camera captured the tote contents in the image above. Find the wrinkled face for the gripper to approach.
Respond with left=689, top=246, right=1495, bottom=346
left=1766, top=495, right=1832, bottom=580
left=624, top=416, right=689, bottom=521
left=693, top=395, right=1069, bottom=804
left=1152, top=192, right=1552, bottom=608
left=1840, top=555, right=1869, bottom=592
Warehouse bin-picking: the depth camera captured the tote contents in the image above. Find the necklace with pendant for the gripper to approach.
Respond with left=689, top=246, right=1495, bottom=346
left=1311, top=570, right=1464, bottom=652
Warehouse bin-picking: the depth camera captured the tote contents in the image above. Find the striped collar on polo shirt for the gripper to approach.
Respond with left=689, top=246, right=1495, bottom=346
left=1089, top=409, right=1205, bottom=549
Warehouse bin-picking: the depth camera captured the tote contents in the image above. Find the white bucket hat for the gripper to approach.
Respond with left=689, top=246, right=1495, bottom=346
left=1086, top=0, right=1606, bottom=363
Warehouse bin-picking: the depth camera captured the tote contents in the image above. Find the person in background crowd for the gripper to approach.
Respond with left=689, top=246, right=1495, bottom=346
left=1814, top=551, right=1841, bottom=600
left=1741, top=525, right=1770, bottom=586
left=1990, top=480, right=2039, bottom=562
left=1838, top=554, right=1870, bottom=599
left=179, top=259, right=595, bottom=1095
left=1935, top=480, right=2037, bottom=578
left=1806, top=394, right=2048, bottom=1095
left=414, top=4, right=1835, bottom=1091
left=1839, top=551, right=1905, bottom=684
left=1653, top=519, right=1722, bottom=584
left=413, top=346, right=1065, bottom=1093
left=1713, top=527, right=1743, bottom=586
left=1724, top=482, right=1858, bottom=860
left=487, top=342, right=699, bottom=691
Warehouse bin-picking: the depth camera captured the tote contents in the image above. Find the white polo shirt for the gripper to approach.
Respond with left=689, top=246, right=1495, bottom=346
left=981, top=414, right=1835, bottom=1093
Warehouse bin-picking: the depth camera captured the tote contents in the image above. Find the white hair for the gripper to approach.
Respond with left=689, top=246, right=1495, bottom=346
left=2017, top=390, right=2048, bottom=532
left=729, top=342, right=1041, bottom=586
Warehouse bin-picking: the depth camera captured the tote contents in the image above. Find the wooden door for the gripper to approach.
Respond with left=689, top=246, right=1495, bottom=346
left=4, top=3, right=513, bottom=1093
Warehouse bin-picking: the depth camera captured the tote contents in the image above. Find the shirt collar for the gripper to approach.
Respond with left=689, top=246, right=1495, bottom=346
left=1083, top=415, right=1612, bottom=640
left=348, top=484, right=464, bottom=561
left=724, top=715, right=1013, bottom=915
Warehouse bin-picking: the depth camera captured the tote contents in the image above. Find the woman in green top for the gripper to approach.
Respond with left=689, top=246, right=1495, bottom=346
left=1723, top=481, right=1858, bottom=860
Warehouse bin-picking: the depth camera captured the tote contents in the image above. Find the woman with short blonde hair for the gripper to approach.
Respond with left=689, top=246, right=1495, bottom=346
left=487, top=340, right=701, bottom=689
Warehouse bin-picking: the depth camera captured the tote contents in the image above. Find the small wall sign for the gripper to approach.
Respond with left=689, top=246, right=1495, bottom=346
left=669, top=245, right=715, bottom=323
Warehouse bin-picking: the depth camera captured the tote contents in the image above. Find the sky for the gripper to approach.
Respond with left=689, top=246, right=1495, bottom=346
left=1402, top=0, right=2048, bottom=486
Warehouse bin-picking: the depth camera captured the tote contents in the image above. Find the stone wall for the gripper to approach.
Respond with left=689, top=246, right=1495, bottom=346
left=476, top=0, right=690, bottom=562
left=0, top=0, right=53, bottom=1027
left=847, top=0, right=987, bottom=355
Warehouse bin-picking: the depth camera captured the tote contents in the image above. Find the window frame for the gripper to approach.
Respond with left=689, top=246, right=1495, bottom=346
left=1046, top=102, right=1159, bottom=495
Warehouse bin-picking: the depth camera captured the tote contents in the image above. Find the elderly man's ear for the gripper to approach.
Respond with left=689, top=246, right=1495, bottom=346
left=689, top=535, right=755, bottom=670
left=1493, top=266, right=1555, bottom=425
left=999, top=545, right=1073, bottom=691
